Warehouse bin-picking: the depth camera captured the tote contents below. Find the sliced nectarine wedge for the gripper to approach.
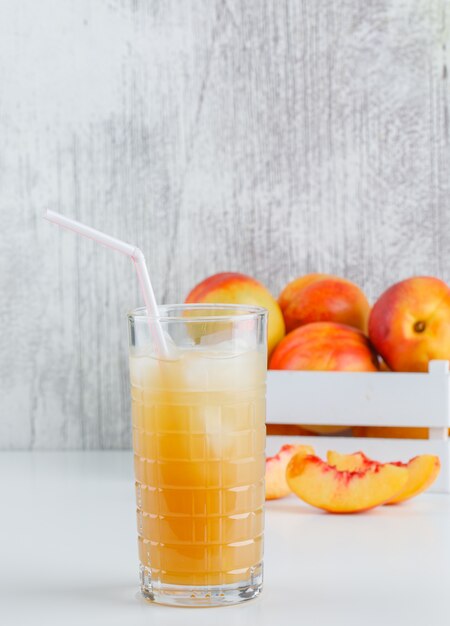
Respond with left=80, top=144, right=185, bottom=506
left=265, top=444, right=315, bottom=500
left=286, top=454, right=408, bottom=513
left=389, top=455, right=441, bottom=504
left=327, top=450, right=440, bottom=504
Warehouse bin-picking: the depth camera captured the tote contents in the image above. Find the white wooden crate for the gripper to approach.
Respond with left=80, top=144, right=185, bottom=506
left=266, top=360, right=450, bottom=493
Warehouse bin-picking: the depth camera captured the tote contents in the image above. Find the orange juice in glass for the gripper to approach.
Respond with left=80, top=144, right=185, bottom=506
left=128, top=304, right=267, bottom=607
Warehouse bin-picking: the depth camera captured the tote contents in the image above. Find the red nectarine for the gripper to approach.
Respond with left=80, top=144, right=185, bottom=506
left=279, top=274, right=370, bottom=333
left=269, top=322, right=379, bottom=372
left=369, top=276, right=450, bottom=372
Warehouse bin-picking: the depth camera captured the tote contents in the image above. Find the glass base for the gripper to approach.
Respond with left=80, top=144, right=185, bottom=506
left=140, top=564, right=263, bottom=607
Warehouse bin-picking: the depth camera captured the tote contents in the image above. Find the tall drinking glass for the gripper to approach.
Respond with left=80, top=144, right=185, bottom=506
left=128, top=304, right=267, bottom=607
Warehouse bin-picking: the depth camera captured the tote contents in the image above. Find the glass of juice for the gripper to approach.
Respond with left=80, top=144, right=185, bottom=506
left=128, top=304, right=267, bottom=607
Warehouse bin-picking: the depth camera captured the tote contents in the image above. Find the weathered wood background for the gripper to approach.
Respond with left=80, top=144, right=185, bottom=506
left=1, top=0, right=449, bottom=449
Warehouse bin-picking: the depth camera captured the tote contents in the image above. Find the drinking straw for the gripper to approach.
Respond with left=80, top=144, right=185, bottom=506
left=44, top=210, right=174, bottom=359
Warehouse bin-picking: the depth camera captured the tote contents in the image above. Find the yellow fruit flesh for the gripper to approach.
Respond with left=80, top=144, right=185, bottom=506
left=286, top=454, right=408, bottom=513
left=326, top=451, right=440, bottom=504
left=327, top=450, right=371, bottom=471
left=389, top=455, right=440, bottom=504
left=265, top=445, right=315, bottom=500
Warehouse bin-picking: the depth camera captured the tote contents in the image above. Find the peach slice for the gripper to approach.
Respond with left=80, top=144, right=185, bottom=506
left=389, top=456, right=441, bottom=503
left=265, top=444, right=315, bottom=500
left=286, top=453, right=408, bottom=513
left=327, top=450, right=441, bottom=504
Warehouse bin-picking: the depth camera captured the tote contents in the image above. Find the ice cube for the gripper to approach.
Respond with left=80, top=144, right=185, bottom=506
left=180, top=348, right=265, bottom=391
left=176, top=350, right=211, bottom=390
left=129, top=355, right=160, bottom=387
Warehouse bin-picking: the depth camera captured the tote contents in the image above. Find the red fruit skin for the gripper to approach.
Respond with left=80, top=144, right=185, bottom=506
left=369, top=276, right=450, bottom=372
left=186, top=272, right=262, bottom=301
left=279, top=275, right=370, bottom=334
left=269, top=321, right=379, bottom=372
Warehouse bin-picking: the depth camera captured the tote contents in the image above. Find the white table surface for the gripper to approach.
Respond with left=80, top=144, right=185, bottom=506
left=2, top=450, right=450, bottom=626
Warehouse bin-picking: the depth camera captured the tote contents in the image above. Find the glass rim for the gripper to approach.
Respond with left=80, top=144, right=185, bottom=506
left=128, top=303, right=268, bottom=323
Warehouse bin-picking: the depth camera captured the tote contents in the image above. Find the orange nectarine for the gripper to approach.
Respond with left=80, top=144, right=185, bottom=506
left=278, top=273, right=328, bottom=316
left=279, top=274, right=370, bottom=333
left=186, top=272, right=285, bottom=356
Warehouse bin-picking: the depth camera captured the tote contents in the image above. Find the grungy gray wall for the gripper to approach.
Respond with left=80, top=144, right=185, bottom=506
left=0, top=0, right=449, bottom=449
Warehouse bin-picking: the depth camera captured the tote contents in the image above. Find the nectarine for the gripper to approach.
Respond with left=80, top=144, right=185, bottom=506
left=279, top=274, right=370, bottom=333
left=286, top=453, right=408, bottom=513
left=327, top=450, right=440, bottom=504
left=269, top=322, right=379, bottom=372
left=278, top=273, right=328, bottom=316
left=265, top=444, right=315, bottom=500
left=269, top=323, right=378, bottom=435
left=369, top=276, right=450, bottom=372
left=186, top=272, right=285, bottom=356
left=389, top=455, right=441, bottom=504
